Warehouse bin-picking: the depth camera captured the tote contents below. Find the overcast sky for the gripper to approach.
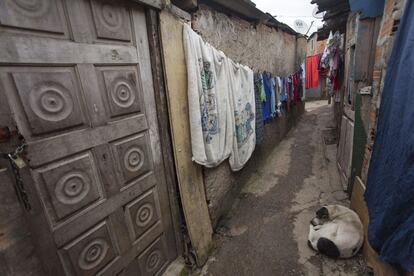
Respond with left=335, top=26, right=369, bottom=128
left=252, top=0, right=324, bottom=35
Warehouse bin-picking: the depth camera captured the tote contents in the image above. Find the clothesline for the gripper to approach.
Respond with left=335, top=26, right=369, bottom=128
left=183, top=24, right=256, bottom=171
left=254, top=67, right=305, bottom=145
left=183, top=24, right=306, bottom=171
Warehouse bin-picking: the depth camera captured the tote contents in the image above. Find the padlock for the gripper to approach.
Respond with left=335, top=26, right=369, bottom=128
left=8, top=153, right=27, bottom=169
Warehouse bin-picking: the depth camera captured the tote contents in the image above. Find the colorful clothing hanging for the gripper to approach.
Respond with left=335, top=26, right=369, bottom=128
left=306, top=54, right=320, bottom=89
left=254, top=74, right=265, bottom=145
left=270, top=77, right=276, bottom=117
left=262, top=73, right=272, bottom=123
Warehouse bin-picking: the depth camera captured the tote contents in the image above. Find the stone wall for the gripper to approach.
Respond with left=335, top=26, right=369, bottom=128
left=192, top=5, right=298, bottom=76
left=191, top=4, right=306, bottom=225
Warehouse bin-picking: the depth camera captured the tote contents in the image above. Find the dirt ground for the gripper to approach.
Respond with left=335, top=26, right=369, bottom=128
left=196, top=101, right=370, bottom=276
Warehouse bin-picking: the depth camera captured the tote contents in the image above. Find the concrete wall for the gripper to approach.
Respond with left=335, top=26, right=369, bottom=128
left=190, top=4, right=305, bottom=225
left=192, top=5, right=298, bottom=75
left=296, top=36, right=307, bottom=67
left=307, top=33, right=318, bottom=56
left=307, top=35, right=327, bottom=56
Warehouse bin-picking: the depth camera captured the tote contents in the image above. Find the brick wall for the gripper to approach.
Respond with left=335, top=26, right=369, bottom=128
left=361, top=0, right=405, bottom=182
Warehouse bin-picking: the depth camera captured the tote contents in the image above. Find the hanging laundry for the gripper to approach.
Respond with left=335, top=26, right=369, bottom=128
left=262, top=73, right=272, bottom=123
left=306, top=54, right=320, bottom=89
left=259, top=74, right=266, bottom=102
left=228, top=61, right=256, bottom=171
left=286, top=77, right=292, bottom=112
left=270, top=77, right=276, bottom=117
left=183, top=24, right=233, bottom=167
left=275, top=77, right=282, bottom=116
left=254, top=74, right=265, bottom=145
left=301, top=63, right=306, bottom=101
left=280, top=77, right=288, bottom=114
left=292, top=73, right=298, bottom=105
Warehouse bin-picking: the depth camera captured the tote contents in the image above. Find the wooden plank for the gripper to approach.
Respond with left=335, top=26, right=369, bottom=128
left=354, top=18, right=376, bottom=81
left=0, top=34, right=138, bottom=64
left=130, top=5, right=179, bottom=262
left=146, top=8, right=184, bottom=258
left=350, top=177, right=399, bottom=276
left=159, top=11, right=213, bottom=265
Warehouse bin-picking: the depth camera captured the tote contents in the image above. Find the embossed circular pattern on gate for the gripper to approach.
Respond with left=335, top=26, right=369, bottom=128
left=6, top=0, right=50, bottom=17
left=111, top=78, right=136, bottom=109
left=135, top=203, right=154, bottom=228
left=29, top=82, right=74, bottom=122
left=99, top=4, right=123, bottom=31
left=55, top=171, right=91, bottom=205
left=78, top=239, right=109, bottom=271
left=124, top=147, right=144, bottom=172
left=146, top=250, right=161, bottom=272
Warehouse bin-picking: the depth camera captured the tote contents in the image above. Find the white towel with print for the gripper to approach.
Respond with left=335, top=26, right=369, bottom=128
left=183, top=24, right=232, bottom=167
left=228, top=60, right=256, bottom=171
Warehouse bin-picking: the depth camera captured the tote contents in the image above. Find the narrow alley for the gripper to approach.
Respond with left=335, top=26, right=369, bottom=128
left=1, top=0, right=414, bottom=275
left=199, top=102, right=368, bottom=276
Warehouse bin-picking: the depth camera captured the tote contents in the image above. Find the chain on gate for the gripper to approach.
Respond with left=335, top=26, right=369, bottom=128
left=1, top=142, right=31, bottom=211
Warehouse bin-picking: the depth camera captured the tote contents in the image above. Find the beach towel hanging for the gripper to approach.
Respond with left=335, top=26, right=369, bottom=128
left=228, top=60, right=256, bottom=171
left=183, top=24, right=233, bottom=167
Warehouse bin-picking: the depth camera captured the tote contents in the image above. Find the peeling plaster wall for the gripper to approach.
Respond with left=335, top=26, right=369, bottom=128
left=191, top=5, right=305, bottom=226
left=296, top=36, right=307, bottom=67
left=192, top=5, right=297, bottom=76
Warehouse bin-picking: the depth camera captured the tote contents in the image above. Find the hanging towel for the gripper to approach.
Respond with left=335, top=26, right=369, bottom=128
left=365, top=1, right=414, bottom=271
left=259, top=74, right=266, bottom=102
left=275, top=77, right=282, bottom=116
left=228, top=60, right=256, bottom=171
left=306, top=55, right=320, bottom=89
left=262, top=73, right=272, bottom=123
left=301, top=63, right=306, bottom=101
left=183, top=24, right=232, bottom=167
left=254, top=74, right=265, bottom=145
left=270, top=77, right=276, bottom=117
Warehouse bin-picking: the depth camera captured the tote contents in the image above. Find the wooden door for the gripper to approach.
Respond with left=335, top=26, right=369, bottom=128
left=337, top=115, right=354, bottom=192
left=0, top=0, right=178, bottom=275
